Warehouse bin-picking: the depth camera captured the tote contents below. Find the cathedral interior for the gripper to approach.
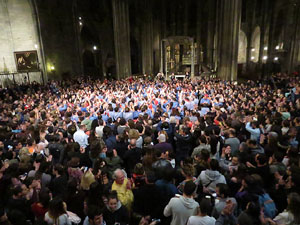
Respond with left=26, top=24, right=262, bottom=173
left=0, top=0, right=300, bottom=83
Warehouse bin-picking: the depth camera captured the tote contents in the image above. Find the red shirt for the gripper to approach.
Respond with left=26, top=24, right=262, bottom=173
left=31, top=202, right=48, bottom=219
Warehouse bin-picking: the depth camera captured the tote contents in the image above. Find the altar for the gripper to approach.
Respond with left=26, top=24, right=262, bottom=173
left=175, top=74, right=185, bottom=80
left=160, top=36, right=197, bottom=79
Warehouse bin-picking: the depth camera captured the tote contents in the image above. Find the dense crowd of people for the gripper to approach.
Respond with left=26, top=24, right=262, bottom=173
left=0, top=73, right=299, bottom=225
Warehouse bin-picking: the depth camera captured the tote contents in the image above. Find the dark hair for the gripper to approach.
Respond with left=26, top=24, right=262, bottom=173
left=48, top=197, right=66, bottom=219
left=209, top=159, right=219, bottom=171
left=287, top=192, right=300, bottom=223
left=200, top=149, right=210, bottom=161
left=273, top=151, right=284, bottom=163
left=216, top=183, right=229, bottom=198
left=199, top=135, right=207, bottom=144
left=146, top=171, right=156, bottom=183
left=119, top=118, right=126, bottom=126
left=246, top=201, right=261, bottom=222
left=87, top=205, right=103, bottom=220
left=256, top=154, right=267, bottom=165
left=107, top=190, right=118, bottom=201
left=54, top=164, right=64, bottom=176
left=183, top=180, right=196, bottom=196
left=90, top=141, right=101, bottom=159
left=87, top=182, right=104, bottom=208
left=39, top=190, right=50, bottom=208
left=248, top=139, right=257, bottom=146
left=12, top=186, right=22, bottom=196
left=199, top=198, right=212, bottom=215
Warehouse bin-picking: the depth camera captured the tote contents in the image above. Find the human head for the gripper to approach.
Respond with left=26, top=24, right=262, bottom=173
left=113, top=169, right=126, bottom=185
left=87, top=205, right=104, bottom=225
left=209, top=159, right=220, bottom=171
left=181, top=163, right=195, bottom=178
left=107, top=191, right=119, bottom=212
left=183, top=180, right=196, bottom=196
left=0, top=206, right=8, bottom=223
left=79, top=124, right=86, bottom=131
left=255, top=154, right=267, bottom=166
left=48, top=197, right=66, bottom=219
left=157, top=133, right=166, bottom=143
left=199, top=198, right=212, bottom=215
left=216, top=183, right=229, bottom=198
left=53, top=164, right=64, bottom=176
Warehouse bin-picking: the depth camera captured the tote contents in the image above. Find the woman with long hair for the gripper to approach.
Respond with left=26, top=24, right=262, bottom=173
left=142, top=146, right=157, bottom=172
left=44, top=197, right=71, bottom=225
left=270, top=192, right=300, bottom=225
left=177, top=158, right=196, bottom=194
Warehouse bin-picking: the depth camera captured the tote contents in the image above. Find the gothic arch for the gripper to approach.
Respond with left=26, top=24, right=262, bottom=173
left=80, top=26, right=99, bottom=50
left=238, top=30, right=247, bottom=64
left=251, top=26, right=260, bottom=63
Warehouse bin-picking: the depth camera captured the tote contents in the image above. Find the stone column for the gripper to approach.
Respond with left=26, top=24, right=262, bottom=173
left=141, top=0, right=153, bottom=75
left=206, top=0, right=216, bottom=69
left=112, top=0, right=131, bottom=79
left=246, top=0, right=257, bottom=70
left=217, top=0, right=242, bottom=80
left=288, top=3, right=300, bottom=73
left=196, top=0, right=202, bottom=74
left=191, top=40, right=195, bottom=77
left=258, top=0, right=270, bottom=78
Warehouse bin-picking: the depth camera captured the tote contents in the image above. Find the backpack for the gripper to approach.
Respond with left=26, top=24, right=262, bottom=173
left=258, top=193, right=277, bottom=218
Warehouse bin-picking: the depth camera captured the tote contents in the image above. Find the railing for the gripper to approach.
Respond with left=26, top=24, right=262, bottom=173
left=0, top=71, right=43, bottom=87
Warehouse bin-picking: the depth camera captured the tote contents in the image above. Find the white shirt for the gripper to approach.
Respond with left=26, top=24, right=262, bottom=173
left=95, top=125, right=104, bottom=138
left=45, top=212, right=71, bottom=225
left=73, top=129, right=89, bottom=148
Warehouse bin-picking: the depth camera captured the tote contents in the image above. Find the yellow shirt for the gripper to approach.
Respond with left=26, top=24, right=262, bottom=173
left=111, top=178, right=134, bottom=211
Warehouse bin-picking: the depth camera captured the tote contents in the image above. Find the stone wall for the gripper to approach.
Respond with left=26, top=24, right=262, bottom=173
left=0, top=0, right=43, bottom=85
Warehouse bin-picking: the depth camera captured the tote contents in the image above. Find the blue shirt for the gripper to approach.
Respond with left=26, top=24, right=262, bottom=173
left=200, top=98, right=211, bottom=104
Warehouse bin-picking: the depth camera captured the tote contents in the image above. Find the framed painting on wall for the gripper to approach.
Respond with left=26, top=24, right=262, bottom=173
left=14, top=50, right=39, bottom=72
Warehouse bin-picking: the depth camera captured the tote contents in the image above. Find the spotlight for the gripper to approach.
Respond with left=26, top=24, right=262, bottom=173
left=34, top=44, right=38, bottom=49
left=251, top=56, right=255, bottom=60
left=93, top=46, right=97, bottom=50
left=275, top=45, right=279, bottom=50
left=251, top=48, right=255, bottom=52
left=50, top=66, right=55, bottom=70
left=79, top=21, right=82, bottom=26
left=79, top=17, right=82, bottom=20
left=264, top=46, right=268, bottom=50
left=263, top=56, right=268, bottom=60
left=274, top=57, right=279, bottom=61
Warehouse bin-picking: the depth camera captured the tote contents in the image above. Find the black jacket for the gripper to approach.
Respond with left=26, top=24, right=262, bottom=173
left=174, top=133, right=192, bottom=154
left=133, top=184, right=163, bottom=219
left=103, top=203, right=129, bottom=225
